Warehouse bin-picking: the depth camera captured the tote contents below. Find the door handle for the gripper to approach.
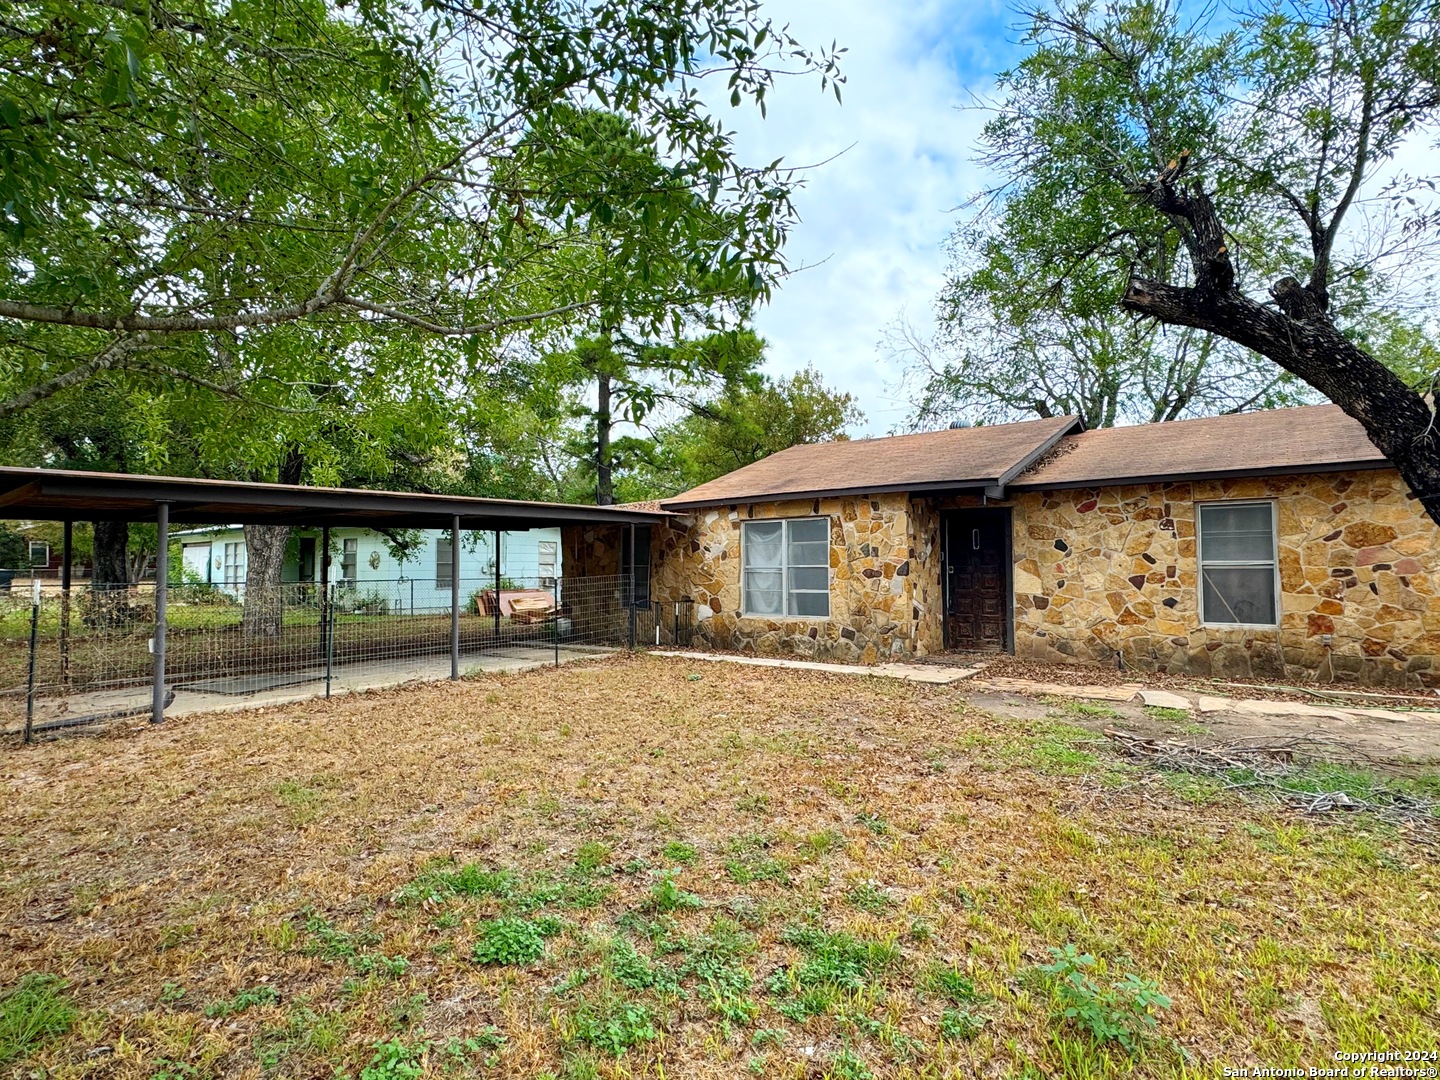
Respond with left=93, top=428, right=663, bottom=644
left=972, top=528, right=980, bottom=550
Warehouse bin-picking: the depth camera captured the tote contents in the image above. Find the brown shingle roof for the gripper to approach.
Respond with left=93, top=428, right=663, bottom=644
left=1012, top=404, right=1387, bottom=489
left=661, top=415, right=1080, bottom=508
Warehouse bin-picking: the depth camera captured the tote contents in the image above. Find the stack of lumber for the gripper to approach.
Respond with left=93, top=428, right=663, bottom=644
left=474, top=589, right=557, bottom=621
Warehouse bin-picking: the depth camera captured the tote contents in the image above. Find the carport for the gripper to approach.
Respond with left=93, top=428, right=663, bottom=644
left=0, top=467, right=670, bottom=728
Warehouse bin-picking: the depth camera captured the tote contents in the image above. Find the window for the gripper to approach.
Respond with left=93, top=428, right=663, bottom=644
left=435, top=535, right=454, bottom=589
left=340, top=538, right=358, bottom=585
left=538, top=540, right=558, bottom=586
left=620, top=526, right=652, bottom=607
left=28, top=541, right=49, bottom=567
left=1198, top=501, right=1278, bottom=626
left=222, top=541, right=246, bottom=585
left=742, top=517, right=830, bottom=618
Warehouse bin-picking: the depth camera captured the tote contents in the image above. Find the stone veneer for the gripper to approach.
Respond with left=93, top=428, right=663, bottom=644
left=573, top=466, right=1439, bottom=686
left=1000, top=469, right=1440, bottom=686
left=647, top=494, right=941, bottom=663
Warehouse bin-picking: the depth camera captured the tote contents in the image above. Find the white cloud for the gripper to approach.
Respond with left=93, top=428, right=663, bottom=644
left=700, top=0, right=1012, bottom=434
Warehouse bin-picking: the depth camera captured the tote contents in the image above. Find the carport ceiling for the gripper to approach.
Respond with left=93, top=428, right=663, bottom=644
left=0, top=467, right=671, bottom=530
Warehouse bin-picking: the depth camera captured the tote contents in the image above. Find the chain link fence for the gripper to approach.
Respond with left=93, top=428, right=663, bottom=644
left=2, top=573, right=691, bottom=741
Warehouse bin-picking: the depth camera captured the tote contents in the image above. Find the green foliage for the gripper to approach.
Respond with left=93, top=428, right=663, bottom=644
left=1143, top=706, right=1192, bottom=723
left=359, top=1038, right=426, bottom=1080
left=903, top=0, right=1440, bottom=432
left=472, top=917, right=562, bottom=966
left=641, top=873, right=703, bottom=914
left=0, top=974, right=75, bottom=1066
left=203, top=984, right=279, bottom=1018
left=661, top=841, right=699, bottom=865
left=844, top=884, right=893, bottom=914
left=1037, top=946, right=1171, bottom=1051
left=938, top=1007, right=987, bottom=1041
left=567, top=997, right=658, bottom=1057
left=394, top=861, right=516, bottom=906
left=300, top=912, right=407, bottom=977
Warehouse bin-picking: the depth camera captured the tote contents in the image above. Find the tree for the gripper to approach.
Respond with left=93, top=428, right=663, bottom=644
left=653, top=365, right=863, bottom=489
left=1, top=0, right=841, bottom=625
left=0, top=0, right=838, bottom=415
left=978, top=0, right=1440, bottom=521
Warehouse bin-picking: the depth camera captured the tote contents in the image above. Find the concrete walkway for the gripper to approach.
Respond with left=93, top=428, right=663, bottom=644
left=972, top=674, right=1440, bottom=726
left=649, top=650, right=980, bottom=684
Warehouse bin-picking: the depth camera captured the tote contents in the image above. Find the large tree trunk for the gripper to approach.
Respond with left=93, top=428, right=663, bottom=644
left=240, top=449, right=303, bottom=639
left=1120, top=153, right=1440, bottom=526
left=88, top=520, right=133, bottom=626
left=240, top=524, right=290, bottom=639
left=92, top=521, right=129, bottom=585
left=596, top=371, right=614, bottom=506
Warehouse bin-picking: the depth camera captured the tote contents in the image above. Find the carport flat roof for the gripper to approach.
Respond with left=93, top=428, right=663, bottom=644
left=0, top=467, right=673, bottom=530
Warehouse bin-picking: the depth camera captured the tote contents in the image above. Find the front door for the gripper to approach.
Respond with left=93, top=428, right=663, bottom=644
left=944, top=510, right=1011, bottom=652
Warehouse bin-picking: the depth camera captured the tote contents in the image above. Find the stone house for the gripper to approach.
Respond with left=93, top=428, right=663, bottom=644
left=562, top=405, right=1440, bottom=687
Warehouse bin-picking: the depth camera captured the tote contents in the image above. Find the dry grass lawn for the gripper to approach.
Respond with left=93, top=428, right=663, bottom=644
left=1, top=654, right=1437, bottom=1079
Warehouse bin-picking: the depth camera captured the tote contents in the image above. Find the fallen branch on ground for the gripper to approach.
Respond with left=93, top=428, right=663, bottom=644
left=1103, top=728, right=1439, bottom=842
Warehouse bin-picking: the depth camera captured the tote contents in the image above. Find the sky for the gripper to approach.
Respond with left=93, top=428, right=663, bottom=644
left=695, top=0, right=1020, bottom=436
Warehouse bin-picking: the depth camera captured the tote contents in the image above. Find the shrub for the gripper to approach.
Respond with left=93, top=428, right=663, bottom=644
left=1037, top=945, right=1171, bottom=1050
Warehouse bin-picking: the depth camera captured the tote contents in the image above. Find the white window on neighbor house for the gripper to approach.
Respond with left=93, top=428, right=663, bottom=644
left=28, top=541, right=49, bottom=567
left=222, top=541, right=246, bottom=585
left=538, top=540, right=558, bottom=586
left=340, top=538, right=358, bottom=585
left=741, top=517, right=831, bottom=618
left=435, top=536, right=454, bottom=589
left=1198, top=501, right=1279, bottom=627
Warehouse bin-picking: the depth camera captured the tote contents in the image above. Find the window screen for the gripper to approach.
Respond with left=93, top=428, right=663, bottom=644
left=1198, top=502, right=1278, bottom=626
left=742, top=518, right=831, bottom=617
left=436, top=536, right=454, bottom=588
left=340, top=538, right=358, bottom=584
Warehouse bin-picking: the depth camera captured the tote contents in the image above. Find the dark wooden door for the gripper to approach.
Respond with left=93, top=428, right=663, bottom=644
left=945, top=511, right=1010, bottom=652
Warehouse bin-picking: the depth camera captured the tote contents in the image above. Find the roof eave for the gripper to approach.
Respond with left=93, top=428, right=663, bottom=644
left=1008, top=458, right=1392, bottom=492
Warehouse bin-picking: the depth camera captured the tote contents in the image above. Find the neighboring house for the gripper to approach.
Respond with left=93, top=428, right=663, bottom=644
left=178, top=526, right=562, bottom=611
left=565, top=404, right=1440, bottom=687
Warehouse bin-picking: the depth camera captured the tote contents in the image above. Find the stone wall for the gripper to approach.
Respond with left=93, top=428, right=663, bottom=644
left=650, top=494, right=941, bottom=662
left=999, top=468, right=1440, bottom=687
left=600, top=465, right=1439, bottom=686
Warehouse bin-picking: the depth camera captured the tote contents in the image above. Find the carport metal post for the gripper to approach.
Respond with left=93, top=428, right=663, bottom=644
left=320, top=526, right=331, bottom=696
left=493, top=529, right=501, bottom=639
left=450, top=515, right=460, bottom=680
left=627, top=523, right=637, bottom=650
left=60, top=519, right=72, bottom=688
left=152, top=501, right=169, bottom=724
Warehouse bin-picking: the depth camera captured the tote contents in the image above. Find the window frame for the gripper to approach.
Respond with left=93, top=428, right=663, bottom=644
left=435, top=535, right=454, bottom=589
left=28, top=541, right=49, bottom=567
left=740, top=516, right=832, bottom=620
left=1196, top=499, right=1281, bottom=629
left=340, top=537, right=359, bottom=585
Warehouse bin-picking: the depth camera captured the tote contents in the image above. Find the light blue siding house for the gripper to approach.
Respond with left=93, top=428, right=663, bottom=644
left=177, top=526, right=561, bottom=613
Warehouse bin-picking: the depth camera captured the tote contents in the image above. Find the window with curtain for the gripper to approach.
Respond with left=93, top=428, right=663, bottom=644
left=1198, top=501, right=1278, bottom=626
left=538, top=541, right=558, bottom=586
left=742, top=517, right=830, bottom=617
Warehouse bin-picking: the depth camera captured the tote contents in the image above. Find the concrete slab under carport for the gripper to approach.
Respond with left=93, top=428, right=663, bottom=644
left=10, top=644, right=615, bottom=733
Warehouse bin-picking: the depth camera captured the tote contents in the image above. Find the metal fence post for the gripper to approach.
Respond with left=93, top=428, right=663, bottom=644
left=152, top=501, right=169, bottom=724
left=553, top=576, right=560, bottom=668
left=24, top=578, right=40, bottom=745
left=318, top=525, right=330, bottom=669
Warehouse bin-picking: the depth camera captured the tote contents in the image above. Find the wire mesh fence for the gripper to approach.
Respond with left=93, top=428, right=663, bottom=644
left=1, top=573, right=692, bottom=740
